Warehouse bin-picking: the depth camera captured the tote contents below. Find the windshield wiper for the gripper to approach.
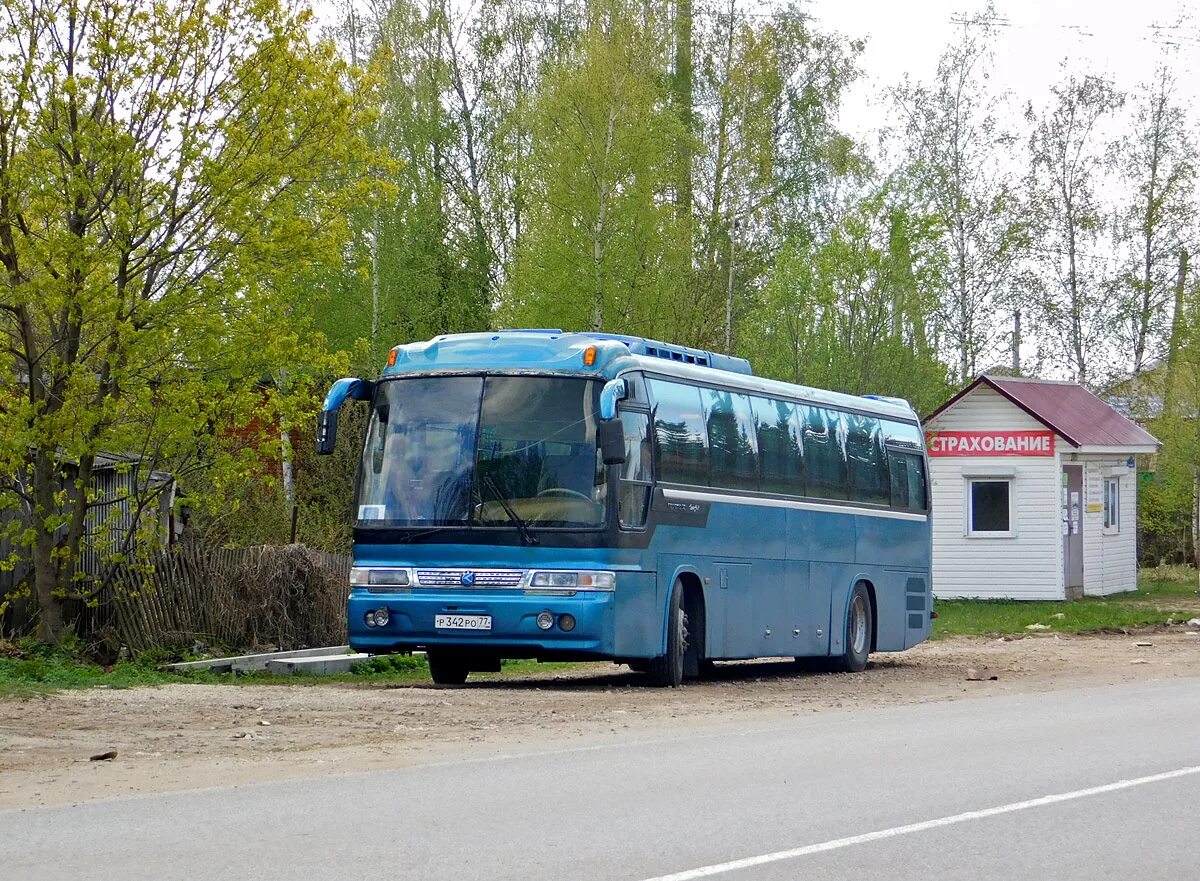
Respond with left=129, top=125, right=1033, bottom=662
left=480, top=474, right=539, bottom=546
left=395, top=527, right=450, bottom=543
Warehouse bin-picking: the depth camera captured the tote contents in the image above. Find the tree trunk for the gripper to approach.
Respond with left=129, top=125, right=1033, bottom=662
left=673, top=0, right=694, bottom=224
left=31, top=453, right=66, bottom=643
left=725, top=223, right=736, bottom=352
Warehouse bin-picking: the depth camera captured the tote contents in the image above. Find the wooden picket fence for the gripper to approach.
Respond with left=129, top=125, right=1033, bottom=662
left=99, top=542, right=351, bottom=653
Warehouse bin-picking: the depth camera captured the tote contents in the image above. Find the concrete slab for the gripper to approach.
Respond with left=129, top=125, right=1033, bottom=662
left=164, top=645, right=353, bottom=674
left=264, top=654, right=371, bottom=676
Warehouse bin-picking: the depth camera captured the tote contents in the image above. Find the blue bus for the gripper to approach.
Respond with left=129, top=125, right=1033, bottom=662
left=317, top=331, right=932, bottom=686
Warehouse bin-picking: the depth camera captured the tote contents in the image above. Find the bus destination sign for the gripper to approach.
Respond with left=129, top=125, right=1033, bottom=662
left=925, top=429, right=1055, bottom=457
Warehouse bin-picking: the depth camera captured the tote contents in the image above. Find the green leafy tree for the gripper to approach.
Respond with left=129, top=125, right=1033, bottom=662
left=695, top=3, right=862, bottom=353
left=750, top=182, right=951, bottom=412
left=503, top=1, right=688, bottom=335
left=0, top=0, right=372, bottom=642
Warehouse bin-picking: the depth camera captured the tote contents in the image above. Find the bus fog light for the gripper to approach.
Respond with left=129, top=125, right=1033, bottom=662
left=536, top=610, right=554, bottom=630
left=364, top=611, right=377, bottom=627
left=559, top=613, right=576, bottom=632
left=373, top=607, right=390, bottom=627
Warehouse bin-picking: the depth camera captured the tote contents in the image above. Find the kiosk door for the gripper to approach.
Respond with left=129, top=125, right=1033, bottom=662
left=1062, top=465, right=1084, bottom=595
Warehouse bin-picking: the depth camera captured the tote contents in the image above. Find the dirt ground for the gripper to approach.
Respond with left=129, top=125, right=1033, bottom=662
left=2, top=633, right=1197, bottom=810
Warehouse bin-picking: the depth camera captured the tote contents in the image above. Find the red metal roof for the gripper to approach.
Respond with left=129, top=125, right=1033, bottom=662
left=928, top=375, right=1159, bottom=449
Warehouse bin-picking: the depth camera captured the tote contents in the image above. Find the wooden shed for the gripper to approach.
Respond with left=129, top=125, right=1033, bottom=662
left=925, top=375, right=1160, bottom=600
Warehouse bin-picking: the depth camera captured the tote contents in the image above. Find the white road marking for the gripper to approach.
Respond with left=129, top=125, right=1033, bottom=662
left=637, top=764, right=1200, bottom=881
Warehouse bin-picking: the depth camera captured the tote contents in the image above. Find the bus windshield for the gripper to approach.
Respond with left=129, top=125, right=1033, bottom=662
left=355, top=375, right=606, bottom=529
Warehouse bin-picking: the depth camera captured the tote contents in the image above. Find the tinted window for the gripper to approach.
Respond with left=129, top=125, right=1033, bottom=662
left=846, top=415, right=889, bottom=505
left=621, top=372, right=649, bottom=405
left=619, top=411, right=652, bottom=482
left=888, top=449, right=928, bottom=511
left=752, top=396, right=804, bottom=495
left=618, top=411, right=652, bottom=528
left=703, top=388, right=759, bottom=491
left=803, top=406, right=848, bottom=499
left=650, top=379, right=708, bottom=485
left=970, top=480, right=1010, bottom=532
left=883, top=420, right=924, bottom=449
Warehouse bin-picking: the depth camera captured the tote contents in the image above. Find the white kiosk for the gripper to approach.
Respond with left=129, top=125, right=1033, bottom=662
left=925, top=375, right=1159, bottom=600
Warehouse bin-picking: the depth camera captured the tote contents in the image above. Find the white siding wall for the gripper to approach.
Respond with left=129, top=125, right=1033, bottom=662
left=928, top=386, right=1065, bottom=600
left=1081, top=457, right=1139, bottom=595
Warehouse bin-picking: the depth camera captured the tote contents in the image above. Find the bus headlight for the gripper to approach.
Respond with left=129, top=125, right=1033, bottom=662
left=351, top=568, right=412, bottom=589
left=528, top=570, right=615, bottom=591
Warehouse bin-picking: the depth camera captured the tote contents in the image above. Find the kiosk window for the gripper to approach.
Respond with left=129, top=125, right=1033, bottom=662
left=1103, top=477, right=1120, bottom=532
left=968, top=479, right=1011, bottom=535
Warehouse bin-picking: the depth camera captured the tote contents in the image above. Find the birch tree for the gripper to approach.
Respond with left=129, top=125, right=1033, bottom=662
left=892, top=11, right=1025, bottom=384
left=503, top=1, right=686, bottom=335
left=1112, top=64, right=1197, bottom=385
left=1026, top=72, right=1124, bottom=386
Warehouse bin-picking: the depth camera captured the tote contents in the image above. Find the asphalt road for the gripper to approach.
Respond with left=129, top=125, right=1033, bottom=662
left=6, top=677, right=1200, bottom=881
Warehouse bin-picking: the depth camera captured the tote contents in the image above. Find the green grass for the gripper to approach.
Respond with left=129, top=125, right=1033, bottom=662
left=933, top=568, right=1200, bottom=639
left=0, top=642, right=188, bottom=697
left=0, top=638, right=580, bottom=698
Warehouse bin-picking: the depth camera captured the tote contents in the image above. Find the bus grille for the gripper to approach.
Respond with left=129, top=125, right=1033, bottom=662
left=415, top=569, right=524, bottom=588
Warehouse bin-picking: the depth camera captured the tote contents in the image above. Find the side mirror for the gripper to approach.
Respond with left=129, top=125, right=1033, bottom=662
left=598, top=420, right=626, bottom=466
left=316, top=410, right=338, bottom=455
left=317, top=377, right=375, bottom=456
left=599, top=377, right=629, bottom=421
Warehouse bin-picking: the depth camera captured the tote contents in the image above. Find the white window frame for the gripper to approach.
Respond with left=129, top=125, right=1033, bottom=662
left=965, top=476, right=1016, bottom=538
left=1102, top=476, right=1120, bottom=534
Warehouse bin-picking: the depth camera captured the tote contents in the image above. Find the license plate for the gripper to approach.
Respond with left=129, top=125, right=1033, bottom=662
left=435, top=614, right=492, bottom=631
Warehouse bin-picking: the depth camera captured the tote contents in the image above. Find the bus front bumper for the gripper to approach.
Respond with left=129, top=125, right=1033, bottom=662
left=347, top=588, right=616, bottom=656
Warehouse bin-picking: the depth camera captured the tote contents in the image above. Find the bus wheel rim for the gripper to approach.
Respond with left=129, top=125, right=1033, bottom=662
left=850, top=595, right=867, bottom=655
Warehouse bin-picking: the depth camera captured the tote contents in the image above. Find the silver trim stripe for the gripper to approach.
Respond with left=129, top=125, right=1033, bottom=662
left=662, top=488, right=929, bottom=523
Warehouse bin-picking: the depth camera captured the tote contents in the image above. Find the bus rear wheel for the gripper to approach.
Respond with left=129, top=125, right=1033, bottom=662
left=427, top=650, right=470, bottom=685
left=645, top=580, right=687, bottom=687
left=830, top=583, right=873, bottom=673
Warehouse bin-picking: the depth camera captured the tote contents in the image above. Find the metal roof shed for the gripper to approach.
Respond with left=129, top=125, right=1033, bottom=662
left=925, top=375, right=1159, bottom=600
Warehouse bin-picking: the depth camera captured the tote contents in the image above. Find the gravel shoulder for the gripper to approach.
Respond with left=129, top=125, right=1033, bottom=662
left=2, top=633, right=1197, bottom=810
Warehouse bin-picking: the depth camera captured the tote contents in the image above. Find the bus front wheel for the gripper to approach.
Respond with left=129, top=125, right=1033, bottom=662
left=830, top=583, right=873, bottom=673
left=646, top=580, right=687, bottom=687
left=427, top=650, right=470, bottom=685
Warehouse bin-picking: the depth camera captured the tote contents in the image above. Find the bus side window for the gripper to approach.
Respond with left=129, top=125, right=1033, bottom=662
left=621, top=372, right=649, bottom=405
left=847, top=416, right=889, bottom=506
left=888, top=449, right=910, bottom=509
left=803, top=406, right=849, bottom=500
left=618, top=411, right=652, bottom=529
left=752, top=396, right=803, bottom=496
left=649, top=379, right=709, bottom=486
left=887, top=448, right=928, bottom=512
left=703, top=388, right=759, bottom=491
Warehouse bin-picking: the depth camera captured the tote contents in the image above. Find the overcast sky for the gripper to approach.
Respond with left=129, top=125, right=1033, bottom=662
left=805, top=0, right=1199, bottom=143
